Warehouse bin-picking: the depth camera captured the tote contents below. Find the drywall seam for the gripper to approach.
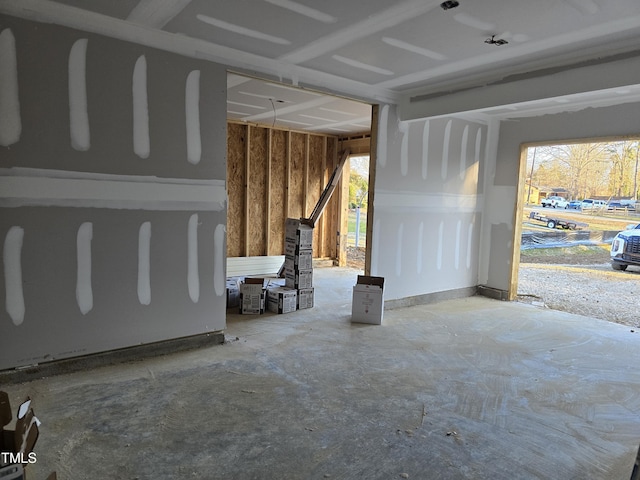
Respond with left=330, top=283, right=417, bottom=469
left=0, top=28, right=21, bottom=147
left=395, top=222, right=403, bottom=276
left=417, top=221, right=424, bottom=274
left=133, top=55, right=150, bottom=159
left=374, top=190, right=482, bottom=213
left=437, top=221, right=444, bottom=270
left=460, top=125, right=469, bottom=179
left=187, top=213, right=199, bottom=303
left=4, top=226, right=25, bottom=325
left=442, top=119, right=452, bottom=179
left=69, top=38, right=90, bottom=151
left=475, top=127, right=482, bottom=164
left=213, top=223, right=225, bottom=296
left=138, top=221, right=151, bottom=305
left=421, top=120, right=429, bottom=180
left=76, top=222, right=93, bottom=315
left=371, top=218, right=381, bottom=274
left=455, top=220, right=462, bottom=269
left=185, top=70, right=202, bottom=165
left=0, top=172, right=226, bottom=210
left=377, top=105, right=389, bottom=167
left=467, top=222, right=474, bottom=270
left=400, top=121, right=408, bottom=176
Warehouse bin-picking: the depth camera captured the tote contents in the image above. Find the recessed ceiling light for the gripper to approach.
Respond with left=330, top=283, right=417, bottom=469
left=440, top=1, right=460, bottom=10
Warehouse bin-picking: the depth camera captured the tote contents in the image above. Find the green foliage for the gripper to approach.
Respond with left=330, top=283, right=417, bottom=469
left=349, top=172, right=368, bottom=208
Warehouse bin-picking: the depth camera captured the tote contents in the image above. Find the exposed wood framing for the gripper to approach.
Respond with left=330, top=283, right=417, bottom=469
left=337, top=154, right=350, bottom=267
left=265, top=129, right=272, bottom=253
left=318, top=137, right=327, bottom=258
left=244, top=125, right=251, bottom=257
left=285, top=131, right=291, bottom=219
left=365, top=106, right=379, bottom=275
left=305, top=148, right=350, bottom=228
left=339, top=134, right=371, bottom=155
left=227, top=122, right=344, bottom=262
left=303, top=135, right=310, bottom=217
left=509, top=144, right=529, bottom=300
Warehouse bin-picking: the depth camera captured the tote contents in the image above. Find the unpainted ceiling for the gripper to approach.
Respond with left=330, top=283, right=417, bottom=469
left=4, top=0, right=640, bottom=133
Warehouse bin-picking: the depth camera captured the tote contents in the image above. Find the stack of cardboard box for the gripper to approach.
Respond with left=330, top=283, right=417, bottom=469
left=284, top=218, right=314, bottom=310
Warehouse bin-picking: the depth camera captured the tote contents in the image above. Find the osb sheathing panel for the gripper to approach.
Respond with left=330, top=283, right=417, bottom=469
left=248, top=126, right=268, bottom=256
left=269, top=130, right=287, bottom=255
left=306, top=136, right=322, bottom=257
left=289, top=132, right=305, bottom=220
left=227, top=123, right=246, bottom=257
left=325, top=137, right=338, bottom=258
left=226, top=123, right=341, bottom=259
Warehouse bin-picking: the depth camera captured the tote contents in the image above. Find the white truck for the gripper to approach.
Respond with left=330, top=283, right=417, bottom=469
left=541, top=196, right=569, bottom=209
left=610, top=223, right=640, bottom=271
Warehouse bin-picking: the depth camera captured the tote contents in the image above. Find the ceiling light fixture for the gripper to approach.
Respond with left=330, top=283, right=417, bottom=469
left=484, top=35, right=508, bottom=46
left=440, top=1, right=460, bottom=10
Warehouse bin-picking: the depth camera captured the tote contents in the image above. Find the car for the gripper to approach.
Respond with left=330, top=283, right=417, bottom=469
left=610, top=223, right=640, bottom=271
left=541, top=196, right=569, bottom=208
left=580, top=198, right=607, bottom=210
left=607, top=202, right=636, bottom=211
left=567, top=200, right=582, bottom=209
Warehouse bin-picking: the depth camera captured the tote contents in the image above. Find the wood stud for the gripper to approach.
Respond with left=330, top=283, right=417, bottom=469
left=227, top=122, right=347, bottom=262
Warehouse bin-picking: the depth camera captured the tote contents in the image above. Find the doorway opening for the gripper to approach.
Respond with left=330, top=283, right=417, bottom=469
left=514, top=138, right=640, bottom=328
left=346, top=154, right=370, bottom=271
left=225, top=71, right=374, bottom=279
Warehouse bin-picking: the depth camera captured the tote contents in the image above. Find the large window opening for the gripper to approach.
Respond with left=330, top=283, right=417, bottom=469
left=515, top=139, right=640, bottom=328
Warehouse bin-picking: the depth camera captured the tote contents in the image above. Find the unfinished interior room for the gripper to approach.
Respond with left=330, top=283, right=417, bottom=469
left=1, top=1, right=640, bottom=478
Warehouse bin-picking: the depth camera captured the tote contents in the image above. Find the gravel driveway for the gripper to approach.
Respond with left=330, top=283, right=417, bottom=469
left=518, top=262, right=640, bottom=328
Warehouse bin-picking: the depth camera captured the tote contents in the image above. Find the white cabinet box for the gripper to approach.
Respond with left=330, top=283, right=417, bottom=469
left=351, top=275, right=385, bottom=325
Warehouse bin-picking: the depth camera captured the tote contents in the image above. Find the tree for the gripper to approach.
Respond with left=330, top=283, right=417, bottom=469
left=527, top=140, right=640, bottom=202
left=349, top=172, right=368, bottom=209
left=608, top=141, right=640, bottom=198
left=540, top=143, right=611, bottom=199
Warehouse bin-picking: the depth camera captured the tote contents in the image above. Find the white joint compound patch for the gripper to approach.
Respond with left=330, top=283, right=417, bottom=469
left=0, top=29, right=21, bottom=147
left=4, top=226, right=25, bottom=325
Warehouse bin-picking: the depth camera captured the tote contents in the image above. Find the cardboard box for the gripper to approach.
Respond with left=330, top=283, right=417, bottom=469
left=240, top=278, right=265, bottom=314
left=284, top=267, right=313, bottom=289
left=351, top=275, right=385, bottom=325
left=226, top=278, right=240, bottom=309
left=0, top=393, right=55, bottom=480
left=284, top=240, right=311, bottom=257
left=239, top=293, right=264, bottom=314
left=1, top=392, right=39, bottom=470
left=285, top=218, right=313, bottom=250
left=267, top=287, right=298, bottom=314
left=284, top=250, right=313, bottom=271
left=297, top=288, right=314, bottom=310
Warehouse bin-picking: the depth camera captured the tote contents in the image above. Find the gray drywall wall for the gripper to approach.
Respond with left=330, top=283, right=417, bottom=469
left=372, top=104, right=487, bottom=301
left=0, top=16, right=227, bottom=369
left=480, top=102, right=640, bottom=292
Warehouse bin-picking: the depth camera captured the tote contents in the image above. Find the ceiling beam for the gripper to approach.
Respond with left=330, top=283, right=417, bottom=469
left=399, top=53, right=640, bottom=121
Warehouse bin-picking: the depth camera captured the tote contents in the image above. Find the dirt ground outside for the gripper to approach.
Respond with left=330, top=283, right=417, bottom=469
left=518, top=246, right=640, bottom=329
left=346, top=245, right=640, bottom=329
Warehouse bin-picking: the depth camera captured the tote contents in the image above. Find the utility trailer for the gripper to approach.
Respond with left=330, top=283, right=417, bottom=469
left=528, top=211, right=588, bottom=230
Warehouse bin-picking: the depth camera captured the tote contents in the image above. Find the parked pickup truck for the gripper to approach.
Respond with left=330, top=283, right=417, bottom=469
left=541, top=196, right=569, bottom=208
left=610, top=223, right=640, bottom=271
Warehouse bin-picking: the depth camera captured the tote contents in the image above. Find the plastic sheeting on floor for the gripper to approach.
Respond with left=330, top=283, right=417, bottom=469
left=521, top=230, right=620, bottom=250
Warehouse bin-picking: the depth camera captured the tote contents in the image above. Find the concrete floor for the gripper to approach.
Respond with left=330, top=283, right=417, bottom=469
left=3, top=266, right=640, bottom=479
